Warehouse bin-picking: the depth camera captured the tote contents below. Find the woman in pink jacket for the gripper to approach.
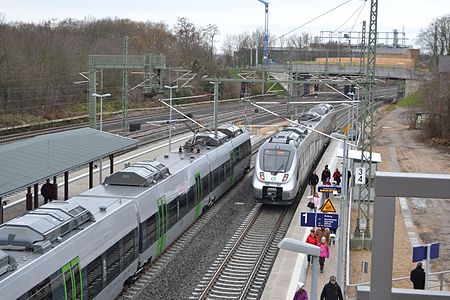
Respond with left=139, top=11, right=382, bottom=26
left=319, top=237, right=330, bottom=273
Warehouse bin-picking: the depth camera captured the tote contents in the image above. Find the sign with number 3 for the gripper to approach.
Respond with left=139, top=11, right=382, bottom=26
left=355, top=167, right=366, bottom=185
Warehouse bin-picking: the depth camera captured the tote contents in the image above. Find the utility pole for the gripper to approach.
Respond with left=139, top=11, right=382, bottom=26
left=209, top=80, right=220, bottom=138
left=257, top=0, right=269, bottom=65
left=355, top=0, right=378, bottom=244
left=122, top=36, right=129, bottom=131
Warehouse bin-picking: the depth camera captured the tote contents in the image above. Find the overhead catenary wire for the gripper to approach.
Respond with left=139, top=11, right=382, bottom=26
left=329, top=1, right=367, bottom=37
left=270, top=0, right=353, bottom=43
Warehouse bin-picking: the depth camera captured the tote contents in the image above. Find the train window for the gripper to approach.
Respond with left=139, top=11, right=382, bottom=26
left=202, top=176, right=209, bottom=198
left=106, top=242, right=120, bottom=285
left=213, top=168, right=220, bottom=189
left=168, top=200, right=178, bottom=229
left=145, top=215, right=156, bottom=249
left=123, top=229, right=136, bottom=268
left=219, top=163, right=225, bottom=183
left=50, top=270, right=65, bottom=300
left=225, top=161, right=230, bottom=179
left=263, top=149, right=290, bottom=173
left=87, top=257, right=103, bottom=299
left=178, top=194, right=187, bottom=219
left=246, top=140, right=251, bottom=156
left=22, top=277, right=52, bottom=300
left=235, top=146, right=241, bottom=162
left=187, top=186, right=195, bottom=212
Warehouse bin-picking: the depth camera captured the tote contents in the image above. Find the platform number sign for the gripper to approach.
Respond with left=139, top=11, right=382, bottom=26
left=355, top=167, right=366, bottom=185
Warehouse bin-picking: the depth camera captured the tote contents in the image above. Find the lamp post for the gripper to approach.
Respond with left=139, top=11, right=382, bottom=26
left=209, top=81, right=219, bottom=138
left=164, top=85, right=178, bottom=152
left=92, top=93, right=111, bottom=184
left=278, top=238, right=320, bottom=300
left=331, top=132, right=349, bottom=286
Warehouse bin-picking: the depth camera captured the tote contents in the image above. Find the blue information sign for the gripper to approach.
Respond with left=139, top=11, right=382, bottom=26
left=318, top=185, right=342, bottom=193
left=316, top=213, right=339, bottom=229
left=300, top=212, right=316, bottom=227
left=430, top=242, right=439, bottom=259
left=412, top=242, right=440, bottom=262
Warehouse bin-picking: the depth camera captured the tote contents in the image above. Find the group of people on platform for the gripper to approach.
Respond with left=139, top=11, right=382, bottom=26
left=293, top=275, right=344, bottom=300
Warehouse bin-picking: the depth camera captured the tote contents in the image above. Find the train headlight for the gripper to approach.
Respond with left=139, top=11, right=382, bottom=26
left=282, top=174, right=289, bottom=182
left=259, top=172, right=265, bottom=181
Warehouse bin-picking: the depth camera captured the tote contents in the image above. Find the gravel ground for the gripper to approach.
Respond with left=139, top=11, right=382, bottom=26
left=137, top=173, right=259, bottom=300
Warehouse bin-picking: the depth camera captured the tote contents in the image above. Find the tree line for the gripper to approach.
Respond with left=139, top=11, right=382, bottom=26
left=0, top=17, right=223, bottom=123
left=416, top=14, right=450, bottom=142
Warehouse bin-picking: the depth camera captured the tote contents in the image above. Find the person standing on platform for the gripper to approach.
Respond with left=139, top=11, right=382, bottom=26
left=306, top=229, right=319, bottom=264
left=40, top=180, right=54, bottom=204
left=410, top=262, right=426, bottom=289
left=319, top=237, right=329, bottom=273
left=321, top=165, right=331, bottom=184
left=332, top=168, right=342, bottom=186
left=309, top=171, right=319, bottom=195
left=293, top=281, right=308, bottom=300
left=320, top=275, right=343, bottom=300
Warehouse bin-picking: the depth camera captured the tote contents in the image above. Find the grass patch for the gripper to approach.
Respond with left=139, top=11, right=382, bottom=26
left=384, top=104, right=396, bottom=112
left=396, top=90, right=424, bottom=108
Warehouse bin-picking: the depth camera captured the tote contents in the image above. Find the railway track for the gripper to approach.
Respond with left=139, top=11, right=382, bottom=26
left=190, top=204, right=293, bottom=300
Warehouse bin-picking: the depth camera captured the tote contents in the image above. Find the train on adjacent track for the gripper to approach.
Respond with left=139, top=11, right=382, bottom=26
left=253, top=104, right=337, bottom=205
left=0, top=124, right=251, bottom=300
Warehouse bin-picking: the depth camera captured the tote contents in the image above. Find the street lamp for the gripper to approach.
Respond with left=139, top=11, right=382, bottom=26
left=330, top=132, right=349, bottom=286
left=164, top=85, right=178, bottom=152
left=278, top=238, right=320, bottom=300
left=92, top=93, right=111, bottom=183
left=209, top=81, right=219, bottom=138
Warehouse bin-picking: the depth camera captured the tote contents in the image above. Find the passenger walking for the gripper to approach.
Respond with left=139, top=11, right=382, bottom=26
left=410, top=262, right=426, bottom=289
left=293, top=281, right=308, bottom=300
left=309, top=171, right=319, bottom=195
left=332, top=168, right=342, bottom=185
left=40, top=180, right=54, bottom=204
left=323, top=228, right=331, bottom=245
left=319, top=237, right=329, bottom=273
left=306, top=229, right=319, bottom=264
left=321, top=165, right=331, bottom=184
left=320, top=275, right=343, bottom=300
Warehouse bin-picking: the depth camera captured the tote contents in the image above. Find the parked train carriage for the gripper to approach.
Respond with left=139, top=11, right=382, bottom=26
left=253, top=104, right=337, bottom=204
left=0, top=198, right=139, bottom=300
left=0, top=124, right=251, bottom=300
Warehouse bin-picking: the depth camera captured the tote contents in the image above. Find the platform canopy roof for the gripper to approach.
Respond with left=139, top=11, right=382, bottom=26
left=337, top=149, right=382, bottom=163
left=0, top=128, right=138, bottom=197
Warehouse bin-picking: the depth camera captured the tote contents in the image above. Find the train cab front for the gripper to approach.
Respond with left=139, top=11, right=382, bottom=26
left=252, top=149, right=295, bottom=205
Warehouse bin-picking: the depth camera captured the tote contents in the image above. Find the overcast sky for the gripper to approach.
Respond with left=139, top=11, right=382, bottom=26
left=1, top=0, right=448, bottom=49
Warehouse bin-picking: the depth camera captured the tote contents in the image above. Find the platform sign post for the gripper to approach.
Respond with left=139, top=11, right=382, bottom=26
left=412, top=242, right=440, bottom=289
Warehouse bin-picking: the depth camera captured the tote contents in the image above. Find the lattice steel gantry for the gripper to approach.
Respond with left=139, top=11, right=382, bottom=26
left=355, top=0, right=378, bottom=244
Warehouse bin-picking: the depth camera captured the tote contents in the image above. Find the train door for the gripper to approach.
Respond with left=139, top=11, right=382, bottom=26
left=229, top=150, right=236, bottom=185
left=61, top=257, right=83, bottom=300
left=194, top=172, right=202, bottom=218
left=156, top=196, right=168, bottom=256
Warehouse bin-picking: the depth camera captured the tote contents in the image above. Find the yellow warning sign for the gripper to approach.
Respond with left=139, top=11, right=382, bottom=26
left=320, top=198, right=337, bottom=213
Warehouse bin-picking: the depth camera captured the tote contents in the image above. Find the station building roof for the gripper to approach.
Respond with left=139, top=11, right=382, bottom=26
left=0, top=128, right=138, bottom=197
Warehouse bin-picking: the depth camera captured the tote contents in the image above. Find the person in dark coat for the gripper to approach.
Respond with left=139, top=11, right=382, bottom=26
left=320, top=275, right=343, bottom=300
left=321, top=165, right=331, bottom=184
left=40, top=180, right=54, bottom=204
left=309, top=171, right=319, bottom=195
left=410, top=262, right=426, bottom=289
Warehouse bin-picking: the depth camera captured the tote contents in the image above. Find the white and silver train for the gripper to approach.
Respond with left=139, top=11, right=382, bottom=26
left=0, top=124, right=251, bottom=300
left=253, top=104, right=336, bottom=205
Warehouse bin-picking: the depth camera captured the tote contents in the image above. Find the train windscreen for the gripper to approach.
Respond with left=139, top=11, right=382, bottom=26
left=263, top=149, right=290, bottom=173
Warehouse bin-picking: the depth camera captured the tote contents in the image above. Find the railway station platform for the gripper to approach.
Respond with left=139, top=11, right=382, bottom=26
left=262, top=139, right=346, bottom=300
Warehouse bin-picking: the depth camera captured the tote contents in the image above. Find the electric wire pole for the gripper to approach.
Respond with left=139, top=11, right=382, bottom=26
left=356, top=0, right=378, bottom=242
